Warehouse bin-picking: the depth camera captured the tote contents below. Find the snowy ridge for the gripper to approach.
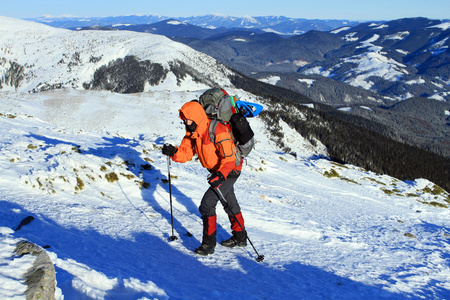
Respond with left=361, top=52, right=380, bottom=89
left=1, top=88, right=449, bottom=299
left=304, top=34, right=409, bottom=91
left=291, top=18, right=450, bottom=102
left=0, top=16, right=233, bottom=93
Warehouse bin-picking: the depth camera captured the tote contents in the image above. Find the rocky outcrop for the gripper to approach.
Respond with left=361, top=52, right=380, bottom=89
left=14, top=241, right=56, bottom=300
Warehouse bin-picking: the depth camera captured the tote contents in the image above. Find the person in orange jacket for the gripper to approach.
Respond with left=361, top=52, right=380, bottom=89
left=162, top=100, right=247, bottom=256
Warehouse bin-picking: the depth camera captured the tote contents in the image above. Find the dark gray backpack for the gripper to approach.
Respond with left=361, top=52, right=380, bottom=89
left=199, top=88, right=234, bottom=121
left=199, top=88, right=255, bottom=160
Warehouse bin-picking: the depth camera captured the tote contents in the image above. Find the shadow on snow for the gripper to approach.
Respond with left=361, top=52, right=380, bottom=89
left=1, top=134, right=445, bottom=299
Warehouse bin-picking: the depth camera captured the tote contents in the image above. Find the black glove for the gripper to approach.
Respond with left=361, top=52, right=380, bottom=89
left=208, top=172, right=225, bottom=189
left=162, top=144, right=177, bottom=156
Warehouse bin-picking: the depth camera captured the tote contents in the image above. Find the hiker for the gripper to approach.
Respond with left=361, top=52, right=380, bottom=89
left=162, top=100, right=247, bottom=256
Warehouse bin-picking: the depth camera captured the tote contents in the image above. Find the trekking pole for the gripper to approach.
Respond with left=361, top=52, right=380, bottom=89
left=167, top=156, right=178, bottom=241
left=215, top=188, right=264, bottom=262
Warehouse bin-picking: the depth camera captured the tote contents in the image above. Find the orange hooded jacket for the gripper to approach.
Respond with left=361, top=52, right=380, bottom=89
left=171, top=101, right=241, bottom=178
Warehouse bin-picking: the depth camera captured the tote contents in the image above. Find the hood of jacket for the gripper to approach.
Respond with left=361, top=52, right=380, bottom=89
left=179, top=101, right=208, bottom=138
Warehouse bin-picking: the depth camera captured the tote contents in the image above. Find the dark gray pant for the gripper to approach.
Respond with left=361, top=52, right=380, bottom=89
left=199, top=175, right=240, bottom=217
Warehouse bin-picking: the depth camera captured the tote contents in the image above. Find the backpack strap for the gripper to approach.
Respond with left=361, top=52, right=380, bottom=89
left=208, top=118, right=242, bottom=167
left=208, top=119, right=219, bottom=144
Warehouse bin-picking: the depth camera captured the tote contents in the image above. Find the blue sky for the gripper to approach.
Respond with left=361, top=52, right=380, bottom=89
left=2, top=0, right=449, bottom=21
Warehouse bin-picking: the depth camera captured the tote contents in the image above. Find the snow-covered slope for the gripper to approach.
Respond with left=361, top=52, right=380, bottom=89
left=299, top=18, right=450, bottom=102
left=1, top=16, right=450, bottom=300
left=303, top=34, right=409, bottom=91
left=1, top=88, right=449, bottom=299
left=0, top=16, right=234, bottom=93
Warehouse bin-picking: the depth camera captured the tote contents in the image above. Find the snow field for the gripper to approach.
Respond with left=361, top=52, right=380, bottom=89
left=0, top=89, right=449, bottom=299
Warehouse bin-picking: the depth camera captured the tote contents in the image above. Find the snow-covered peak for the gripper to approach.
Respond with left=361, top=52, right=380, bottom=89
left=207, top=13, right=228, bottom=17
left=0, top=17, right=234, bottom=93
left=135, top=13, right=163, bottom=18
left=242, top=15, right=258, bottom=23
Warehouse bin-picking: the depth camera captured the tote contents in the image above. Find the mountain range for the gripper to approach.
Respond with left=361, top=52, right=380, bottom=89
left=1, top=16, right=449, bottom=190
left=28, top=15, right=450, bottom=102
left=27, top=14, right=450, bottom=159
left=167, top=17, right=450, bottom=103
left=27, top=14, right=360, bottom=36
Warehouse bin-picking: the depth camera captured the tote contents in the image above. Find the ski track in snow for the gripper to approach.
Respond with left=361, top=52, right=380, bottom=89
left=0, top=89, right=449, bottom=299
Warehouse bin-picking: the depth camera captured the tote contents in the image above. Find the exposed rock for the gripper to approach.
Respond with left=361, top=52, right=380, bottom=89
left=14, top=241, right=56, bottom=300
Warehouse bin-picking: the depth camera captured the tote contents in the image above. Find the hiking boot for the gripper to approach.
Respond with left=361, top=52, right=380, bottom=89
left=194, top=243, right=215, bottom=256
left=221, top=231, right=247, bottom=248
left=196, top=215, right=216, bottom=256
